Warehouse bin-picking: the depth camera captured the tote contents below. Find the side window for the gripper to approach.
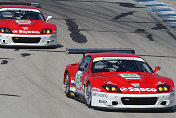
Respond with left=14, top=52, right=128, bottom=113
left=79, top=58, right=86, bottom=69
left=84, top=56, right=92, bottom=72
left=79, top=55, right=92, bottom=72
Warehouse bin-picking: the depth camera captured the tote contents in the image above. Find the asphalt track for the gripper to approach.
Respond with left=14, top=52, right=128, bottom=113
left=0, top=0, right=176, bottom=117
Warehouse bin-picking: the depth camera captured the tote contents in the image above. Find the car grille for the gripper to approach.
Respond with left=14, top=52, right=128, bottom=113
left=121, top=97, right=157, bottom=105
left=12, top=37, right=41, bottom=43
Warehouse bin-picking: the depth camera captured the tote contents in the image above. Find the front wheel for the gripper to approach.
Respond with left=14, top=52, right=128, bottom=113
left=167, top=106, right=175, bottom=112
left=49, top=45, right=57, bottom=49
left=85, top=82, right=92, bottom=108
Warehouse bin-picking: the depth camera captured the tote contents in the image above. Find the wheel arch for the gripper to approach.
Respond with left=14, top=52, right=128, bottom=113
left=63, top=64, right=74, bottom=84
left=63, top=70, right=69, bottom=84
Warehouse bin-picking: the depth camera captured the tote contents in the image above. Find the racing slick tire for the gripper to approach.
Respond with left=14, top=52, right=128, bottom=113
left=85, top=82, right=92, bottom=108
left=64, top=72, right=72, bottom=98
left=49, top=45, right=57, bottom=49
left=166, top=106, right=175, bottom=112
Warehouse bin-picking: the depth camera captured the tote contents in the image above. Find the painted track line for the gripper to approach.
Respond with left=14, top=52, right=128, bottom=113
left=145, top=4, right=167, bottom=7
left=158, top=14, right=176, bottom=17
left=134, top=0, right=176, bottom=29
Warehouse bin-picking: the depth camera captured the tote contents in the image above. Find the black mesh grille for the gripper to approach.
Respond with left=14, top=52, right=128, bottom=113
left=12, top=37, right=41, bottom=43
left=121, top=97, right=157, bottom=105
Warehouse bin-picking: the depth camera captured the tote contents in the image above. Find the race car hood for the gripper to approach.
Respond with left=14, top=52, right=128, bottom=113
left=0, top=19, right=56, bottom=35
left=90, top=72, right=173, bottom=94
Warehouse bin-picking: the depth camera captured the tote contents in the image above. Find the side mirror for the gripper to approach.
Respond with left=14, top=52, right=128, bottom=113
left=46, top=16, right=52, bottom=22
left=78, top=67, right=84, bottom=71
left=153, top=66, right=161, bottom=74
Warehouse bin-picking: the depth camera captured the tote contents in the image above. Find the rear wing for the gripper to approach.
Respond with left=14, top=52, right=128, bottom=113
left=0, top=2, right=41, bottom=8
left=66, top=48, right=135, bottom=57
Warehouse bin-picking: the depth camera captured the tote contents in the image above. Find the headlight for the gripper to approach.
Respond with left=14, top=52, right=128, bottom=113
left=41, top=29, right=52, bottom=34
left=157, top=85, right=170, bottom=93
left=0, top=28, right=12, bottom=33
left=102, top=85, right=121, bottom=93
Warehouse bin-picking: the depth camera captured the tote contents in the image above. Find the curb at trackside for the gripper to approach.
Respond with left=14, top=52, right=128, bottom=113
left=134, top=0, right=176, bottom=30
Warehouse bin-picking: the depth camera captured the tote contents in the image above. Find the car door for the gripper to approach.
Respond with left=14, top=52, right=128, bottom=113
left=75, top=55, right=92, bottom=94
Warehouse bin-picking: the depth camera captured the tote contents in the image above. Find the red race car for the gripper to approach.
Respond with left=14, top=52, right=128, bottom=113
left=0, top=2, right=57, bottom=47
left=63, top=48, right=175, bottom=110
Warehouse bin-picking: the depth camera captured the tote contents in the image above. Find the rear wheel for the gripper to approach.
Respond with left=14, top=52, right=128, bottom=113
left=85, top=82, right=92, bottom=108
left=64, top=72, right=71, bottom=98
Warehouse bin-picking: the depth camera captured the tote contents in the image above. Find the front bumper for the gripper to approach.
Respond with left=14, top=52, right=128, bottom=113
left=91, top=91, right=175, bottom=109
left=0, top=33, right=57, bottom=46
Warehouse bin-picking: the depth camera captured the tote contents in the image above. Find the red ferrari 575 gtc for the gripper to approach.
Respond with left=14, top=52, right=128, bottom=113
left=0, top=2, right=57, bottom=47
left=63, top=48, right=175, bottom=110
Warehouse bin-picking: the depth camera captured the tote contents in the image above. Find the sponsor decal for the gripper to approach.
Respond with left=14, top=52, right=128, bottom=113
left=131, top=83, right=140, bottom=87
left=155, top=81, right=165, bottom=85
left=13, top=30, right=40, bottom=34
left=120, top=87, right=128, bottom=92
left=16, top=20, right=31, bottom=25
left=92, top=87, right=101, bottom=92
left=69, top=87, right=76, bottom=92
left=106, top=81, right=116, bottom=85
left=22, top=27, right=28, bottom=30
left=75, top=71, right=83, bottom=89
left=120, top=87, right=157, bottom=92
left=13, top=30, right=18, bottom=33
left=170, top=91, right=175, bottom=96
left=99, top=100, right=107, bottom=103
left=16, top=20, right=31, bottom=23
left=0, top=8, right=40, bottom=12
left=71, top=80, right=75, bottom=87
left=53, top=31, right=57, bottom=34
left=71, top=83, right=75, bottom=86
left=93, top=57, right=145, bottom=62
left=92, top=92, right=108, bottom=98
left=126, top=78, right=141, bottom=80
left=51, top=35, right=57, bottom=38
left=119, top=74, right=140, bottom=78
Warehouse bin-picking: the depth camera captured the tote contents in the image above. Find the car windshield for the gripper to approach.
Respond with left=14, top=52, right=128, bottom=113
left=91, top=57, right=153, bottom=73
left=0, top=10, right=44, bottom=20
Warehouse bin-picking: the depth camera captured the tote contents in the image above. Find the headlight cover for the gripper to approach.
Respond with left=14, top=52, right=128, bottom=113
left=0, top=28, right=12, bottom=33
left=157, top=85, right=170, bottom=93
left=41, top=29, right=52, bottom=34
left=102, top=85, right=121, bottom=93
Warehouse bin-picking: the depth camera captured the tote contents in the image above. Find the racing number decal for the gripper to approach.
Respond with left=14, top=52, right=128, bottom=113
left=75, top=71, right=83, bottom=89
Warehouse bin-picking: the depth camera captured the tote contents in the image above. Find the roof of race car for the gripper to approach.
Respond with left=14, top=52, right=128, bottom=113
left=87, top=52, right=141, bottom=58
left=0, top=5, right=38, bottom=9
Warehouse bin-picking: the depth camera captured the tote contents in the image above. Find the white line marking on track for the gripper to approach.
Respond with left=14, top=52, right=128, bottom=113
left=134, top=0, right=176, bottom=29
